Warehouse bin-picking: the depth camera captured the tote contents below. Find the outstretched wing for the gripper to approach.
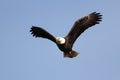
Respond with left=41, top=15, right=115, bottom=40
left=65, top=12, right=102, bottom=47
left=30, top=26, right=56, bottom=43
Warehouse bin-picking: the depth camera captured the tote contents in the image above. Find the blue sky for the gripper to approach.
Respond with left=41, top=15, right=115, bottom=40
left=0, top=0, right=120, bottom=80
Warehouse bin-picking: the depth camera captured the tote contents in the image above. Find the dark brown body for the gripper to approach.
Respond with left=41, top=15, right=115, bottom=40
left=56, top=37, right=78, bottom=58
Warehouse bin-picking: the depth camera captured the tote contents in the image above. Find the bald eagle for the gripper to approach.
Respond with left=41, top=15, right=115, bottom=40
left=30, top=12, right=102, bottom=58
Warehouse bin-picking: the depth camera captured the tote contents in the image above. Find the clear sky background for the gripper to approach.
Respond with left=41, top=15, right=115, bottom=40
left=0, top=0, right=120, bottom=80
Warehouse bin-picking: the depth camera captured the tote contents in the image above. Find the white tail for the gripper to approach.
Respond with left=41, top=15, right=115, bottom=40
left=64, top=50, right=79, bottom=58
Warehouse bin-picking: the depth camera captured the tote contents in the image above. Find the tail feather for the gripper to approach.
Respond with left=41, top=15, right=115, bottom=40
left=64, top=50, right=79, bottom=58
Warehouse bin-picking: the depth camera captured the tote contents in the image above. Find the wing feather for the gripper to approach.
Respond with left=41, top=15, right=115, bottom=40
left=30, top=26, right=56, bottom=43
left=65, top=12, right=102, bottom=47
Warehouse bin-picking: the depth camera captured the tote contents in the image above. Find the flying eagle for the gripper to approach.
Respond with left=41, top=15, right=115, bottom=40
left=30, top=12, right=102, bottom=58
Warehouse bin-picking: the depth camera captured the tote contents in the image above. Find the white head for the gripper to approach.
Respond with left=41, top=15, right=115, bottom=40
left=55, top=37, right=65, bottom=44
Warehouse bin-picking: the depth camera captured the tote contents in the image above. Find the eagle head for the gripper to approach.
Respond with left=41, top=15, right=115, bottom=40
left=55, top=37, right=65, bottom=44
